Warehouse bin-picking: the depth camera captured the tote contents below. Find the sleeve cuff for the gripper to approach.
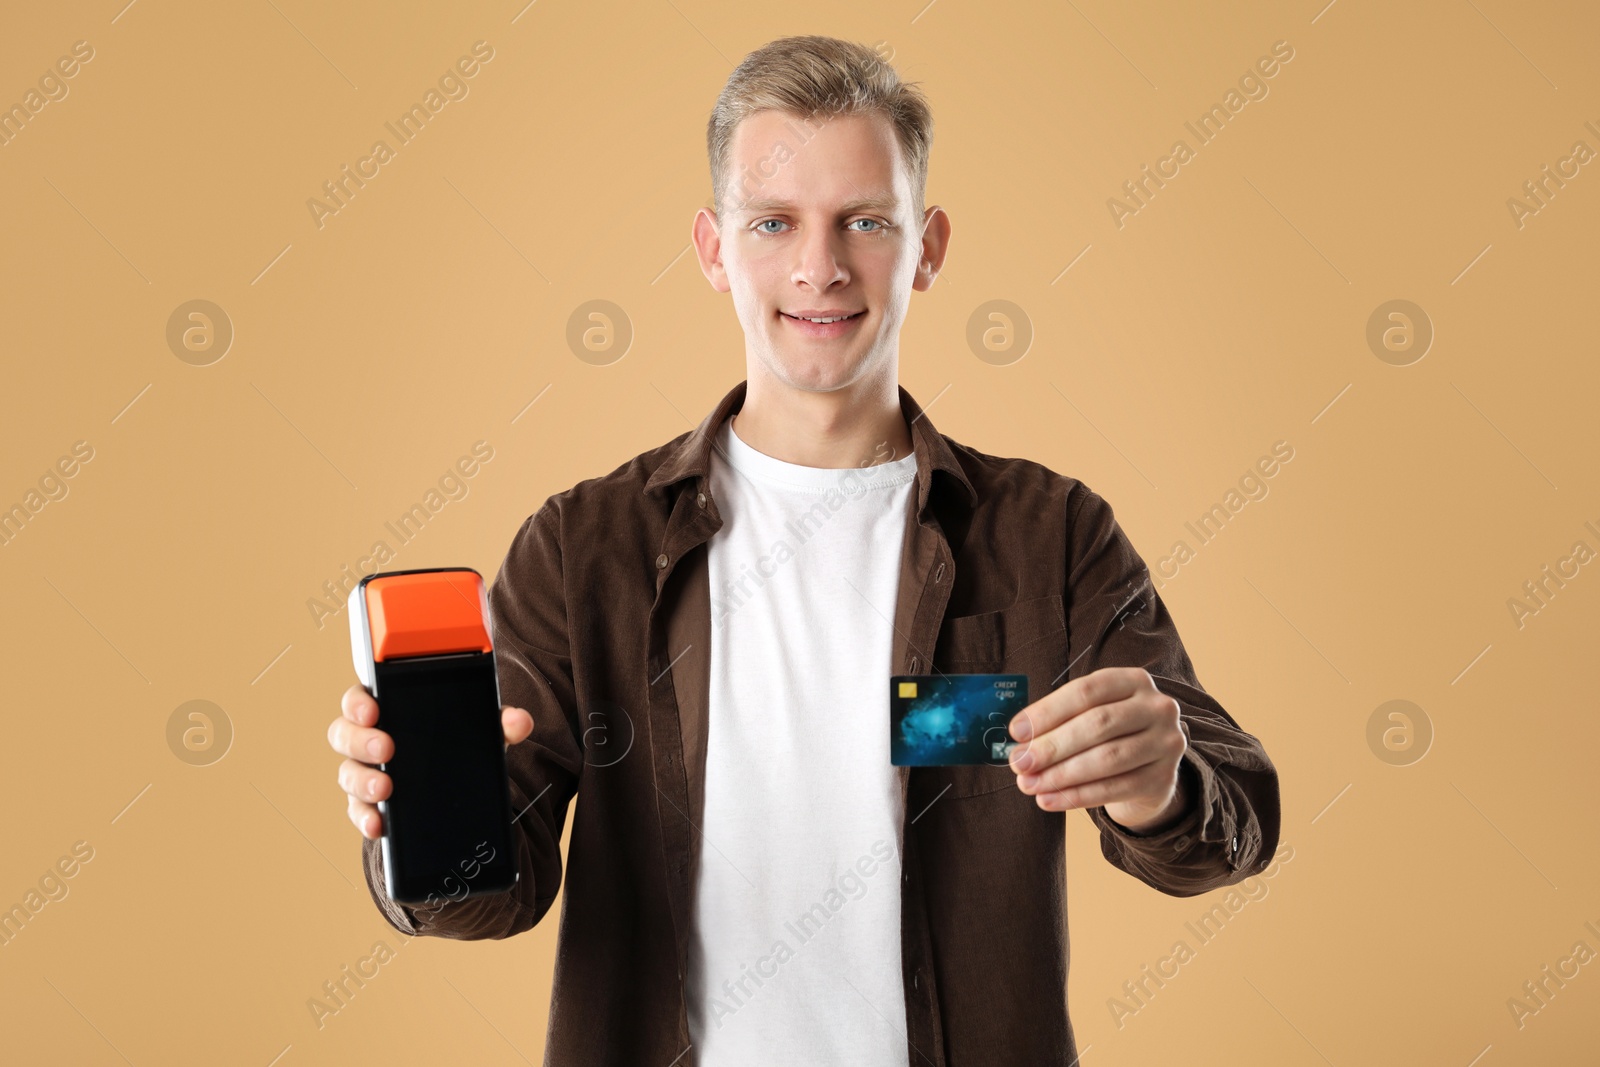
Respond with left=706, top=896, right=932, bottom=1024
left=361, top=835, right=422, bottom=935
left=1094, top=745, right=1212, bottom=851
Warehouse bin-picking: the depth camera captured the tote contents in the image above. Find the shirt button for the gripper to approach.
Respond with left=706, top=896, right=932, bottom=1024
left=909, top=656, right=919, bottom=672
left=912, top=971, right=920, bottom=991
left=933, top=562, right=945, bottom=583
left=696, top=492, right=706, bottom=508
left=656, top=554, right=669, bottom=569
left=1174, top=835, right=1191, bottom=850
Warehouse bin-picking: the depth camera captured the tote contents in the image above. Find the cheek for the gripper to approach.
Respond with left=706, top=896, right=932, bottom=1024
left=872, top=284, right=912, bottom=329
left=724, top=251, right=775, bottom=304
left=729, top=281, right=771, bottom=327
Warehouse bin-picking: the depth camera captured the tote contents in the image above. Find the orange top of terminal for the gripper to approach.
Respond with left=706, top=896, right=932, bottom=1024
left=364, top=570, right=492, bottom=661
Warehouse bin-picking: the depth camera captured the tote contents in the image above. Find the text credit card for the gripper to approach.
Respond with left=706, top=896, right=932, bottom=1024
left=890, top=673, right=1028, bottom=766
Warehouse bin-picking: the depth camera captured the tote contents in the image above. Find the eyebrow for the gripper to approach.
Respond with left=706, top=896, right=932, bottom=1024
left=733, top=193, right=900, bottom=216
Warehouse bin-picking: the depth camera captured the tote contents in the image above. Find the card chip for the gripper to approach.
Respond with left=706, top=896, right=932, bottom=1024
left=898, top=681, right=918, bottom=698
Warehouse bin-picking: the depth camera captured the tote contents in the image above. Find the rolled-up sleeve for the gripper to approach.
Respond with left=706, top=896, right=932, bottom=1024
left=1065, top=482, right=1281, bottom=897
left=361, top=500, right=584, bottom=938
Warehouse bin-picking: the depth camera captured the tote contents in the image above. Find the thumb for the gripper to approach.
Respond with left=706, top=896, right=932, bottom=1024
left=501, top=705, right=534, bottom=747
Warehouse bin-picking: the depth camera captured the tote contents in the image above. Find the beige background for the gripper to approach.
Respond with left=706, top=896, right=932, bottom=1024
left=2, top=0, right=1596, bottom=1063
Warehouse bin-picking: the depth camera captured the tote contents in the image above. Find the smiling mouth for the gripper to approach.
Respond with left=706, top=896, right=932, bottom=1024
left=780, top=311, right=865, bottom=324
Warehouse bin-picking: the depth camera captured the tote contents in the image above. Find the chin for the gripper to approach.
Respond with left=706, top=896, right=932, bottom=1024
left=764, top=349, right=876, bottom=393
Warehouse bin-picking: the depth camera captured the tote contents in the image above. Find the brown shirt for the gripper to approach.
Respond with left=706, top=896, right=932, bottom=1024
left=361, top=378, right=1281, bottom=1065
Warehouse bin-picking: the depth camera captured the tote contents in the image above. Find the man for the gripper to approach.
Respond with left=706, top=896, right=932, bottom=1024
left=327, top=34, right=1278, bottom=1066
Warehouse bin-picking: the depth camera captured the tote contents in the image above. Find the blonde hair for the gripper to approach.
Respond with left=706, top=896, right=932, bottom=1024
left=707, top=35, right=933, bottom=223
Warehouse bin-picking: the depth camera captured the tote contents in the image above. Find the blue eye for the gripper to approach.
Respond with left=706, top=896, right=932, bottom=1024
left=751, top=218, right=888, bottom=235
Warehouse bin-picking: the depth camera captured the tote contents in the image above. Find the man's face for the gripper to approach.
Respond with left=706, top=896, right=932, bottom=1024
left=693, top=109, right=949, bottom=393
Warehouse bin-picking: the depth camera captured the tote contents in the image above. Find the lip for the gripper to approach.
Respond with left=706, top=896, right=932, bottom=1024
left=779, top=308, right=865, bottom=339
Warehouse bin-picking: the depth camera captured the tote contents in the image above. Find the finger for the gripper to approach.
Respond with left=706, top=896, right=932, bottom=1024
left=342, top=683, right=379, bottom=728
left=1009, top=666, right=1149, bottom=742
left=1031, top=756, right=1172, bottom=812
left=327, top=715, right=393, bottom=762
left=347, top=792, right=383, bottom=838
left=1009, top=690, right=1154, bottom=775
left=1018, top=689, right=1178, bottom=776
left=1016, top=725, right=1178, bottom=795
left=502, top=706, right=533, bottom=747
left=338, top=757, right=391, bottom=803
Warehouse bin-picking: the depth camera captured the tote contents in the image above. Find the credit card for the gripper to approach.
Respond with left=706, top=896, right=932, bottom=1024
left=890, top=673, right=1029, bottom=766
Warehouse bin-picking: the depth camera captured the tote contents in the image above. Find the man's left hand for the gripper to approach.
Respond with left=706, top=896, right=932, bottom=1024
left=1007, top=666, right=1189, bottom=832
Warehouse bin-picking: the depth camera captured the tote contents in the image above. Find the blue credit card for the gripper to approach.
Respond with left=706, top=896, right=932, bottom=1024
left=890, top=673, right=1029, bottom=766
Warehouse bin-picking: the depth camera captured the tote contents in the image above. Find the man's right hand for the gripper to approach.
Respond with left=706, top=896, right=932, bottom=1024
left=330, top=683, right=535, bottom=840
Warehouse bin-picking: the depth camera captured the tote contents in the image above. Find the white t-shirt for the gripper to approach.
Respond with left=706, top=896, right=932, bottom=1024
left=685, top=415, right=917, bottom=1065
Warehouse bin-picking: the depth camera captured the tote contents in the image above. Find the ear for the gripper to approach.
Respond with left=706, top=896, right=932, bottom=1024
left=692, top=207, right=731, bottom=293
left=912, top=204, right=952, bottom=292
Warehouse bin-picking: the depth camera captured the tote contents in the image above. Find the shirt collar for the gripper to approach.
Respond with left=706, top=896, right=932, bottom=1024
left=644, top=379, right=978, bottom=516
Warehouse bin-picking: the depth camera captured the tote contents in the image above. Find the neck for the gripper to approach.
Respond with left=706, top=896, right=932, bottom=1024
left=733, top=367, right=914, bottom=470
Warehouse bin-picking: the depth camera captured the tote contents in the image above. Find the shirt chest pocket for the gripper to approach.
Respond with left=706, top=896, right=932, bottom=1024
left=924, top=594, right=1069, bottom=799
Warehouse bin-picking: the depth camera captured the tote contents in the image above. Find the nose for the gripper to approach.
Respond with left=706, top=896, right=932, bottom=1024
left=791, top=225, right=848, bottom=292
